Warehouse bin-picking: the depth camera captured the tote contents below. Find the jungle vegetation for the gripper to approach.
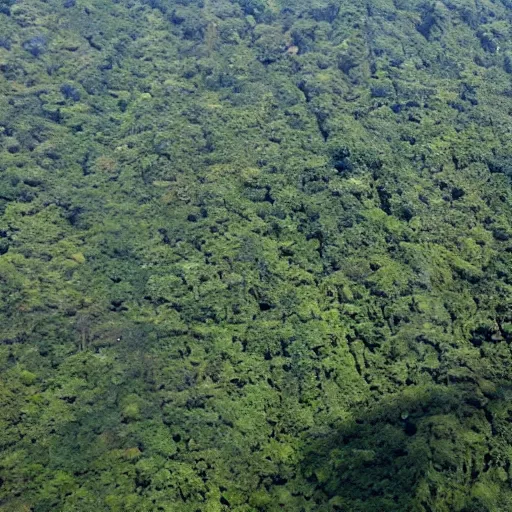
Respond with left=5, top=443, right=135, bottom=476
left=1, top=0, right=512, bottom=509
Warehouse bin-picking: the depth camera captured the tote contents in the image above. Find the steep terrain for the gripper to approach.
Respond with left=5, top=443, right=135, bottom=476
left=1, top=0, right=512, bottom=510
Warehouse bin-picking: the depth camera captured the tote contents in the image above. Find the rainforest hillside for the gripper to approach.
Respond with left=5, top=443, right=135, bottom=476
left=1, top=0, right=512, bottom=510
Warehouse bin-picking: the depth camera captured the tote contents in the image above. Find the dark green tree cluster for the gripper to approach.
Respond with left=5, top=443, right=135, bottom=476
left=1, top=0, right=512, bottom=510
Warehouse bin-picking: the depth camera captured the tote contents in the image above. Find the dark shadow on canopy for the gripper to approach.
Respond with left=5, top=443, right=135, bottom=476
left=299, top=381, right=510, bottom=512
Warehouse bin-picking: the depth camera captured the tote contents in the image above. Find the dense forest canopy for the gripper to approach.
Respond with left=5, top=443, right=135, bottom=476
left=1, top=0, right=512, bottom=509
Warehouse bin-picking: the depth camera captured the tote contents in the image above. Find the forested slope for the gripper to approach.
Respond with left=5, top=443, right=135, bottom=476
left=1, top=0, right=512, bottom=510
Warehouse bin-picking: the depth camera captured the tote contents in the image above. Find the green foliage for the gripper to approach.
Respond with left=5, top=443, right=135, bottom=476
left=1, top=0, right=512, bottom=510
